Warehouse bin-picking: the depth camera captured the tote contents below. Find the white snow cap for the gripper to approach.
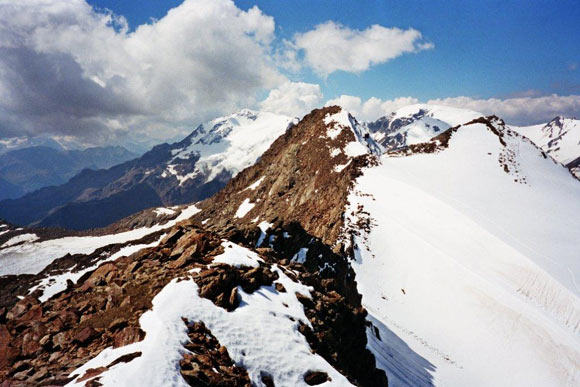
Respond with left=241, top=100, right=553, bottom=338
left=348, top=117, right=580, bottom=386
left=324, top=108, right=383, bottom=156
left=165, top=110, right=297, bottom=185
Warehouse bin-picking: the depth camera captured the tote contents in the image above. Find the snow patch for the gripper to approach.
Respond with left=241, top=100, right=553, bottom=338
left=256, top=221, right=273, bottom=247
left=234, top=198, right=255, bottom=219
left=30, top=236, right=164, bottom=303
left=2, top=233, right=39, bottom=247
left=0, top=205, right=201, bottom=276
left=68, top=269, right=351, bottom=386
left=244, top=176, right=265, bottom=191
left=292, top=248, right=309, bottom=264
left=154, top=207, right=176, bottom=217
left=212, top=241, right=262, bottom=268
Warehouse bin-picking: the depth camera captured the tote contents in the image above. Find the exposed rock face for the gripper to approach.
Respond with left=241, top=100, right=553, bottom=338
left=193, top=106, right=380, bottom=249
left=0, top=106, right=388, bottom=386
left=0, top=224, right=218, bottom=385
left=368, top=108, right=433, bottom=150
left=180, top=320, right=251, bottom=386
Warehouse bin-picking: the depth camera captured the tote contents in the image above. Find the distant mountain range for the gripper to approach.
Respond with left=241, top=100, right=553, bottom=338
left=0, top=146, right=137, bottom=200
left=1, top=106, right=578, bottom=386
left=0, top=110, right=295, bottom=230
left=511, top=116, right=580, bottom=178
left=1, top=107, right=578, bottom=232
left=367, top=105, right=580, bottom=179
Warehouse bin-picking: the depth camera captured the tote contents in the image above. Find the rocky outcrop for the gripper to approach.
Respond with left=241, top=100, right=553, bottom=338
left=180, top=320, right=251, bottom=386
left=0, top=223, right=218, bottom=384
left=192, top=106, right=379, bottom=250
left=0, top=106, right=388, bottom=386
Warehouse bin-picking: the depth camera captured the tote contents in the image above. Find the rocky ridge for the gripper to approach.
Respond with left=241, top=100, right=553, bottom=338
left=0, top=107, right=388, bottom=386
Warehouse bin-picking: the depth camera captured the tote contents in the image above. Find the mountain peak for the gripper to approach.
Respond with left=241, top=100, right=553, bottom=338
left=368, top=104, right=483, bottom=151
left=190, top=105, right=380, bottom=250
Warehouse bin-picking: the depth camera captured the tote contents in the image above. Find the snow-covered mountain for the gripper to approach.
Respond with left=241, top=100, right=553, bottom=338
left=347, top=115, right=580, bottom=386
left=511, top=116, right=580, bottom=178
left=0, top=106, right=578, bottom=387
left=163, top=109, right=297, bottom=185
left=369, top=106, right=580, bottom=179
left=0, top=110, right=295, bottom=230
left=0, top=135, right=85, bottom=155
left=367, top=104, right=482, bottom=150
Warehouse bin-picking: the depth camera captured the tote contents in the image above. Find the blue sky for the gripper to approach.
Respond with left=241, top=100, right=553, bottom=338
left=90, top=0, right=580, bottom=102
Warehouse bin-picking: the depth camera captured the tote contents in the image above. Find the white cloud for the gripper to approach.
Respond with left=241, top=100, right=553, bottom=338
left=292, top=21, right=433, bottom=76
left=326, top=93, right=580, bottom=125
left=326, top=95, right=419, bottom=121
left=260, top=81, right=323, bottom=117
left=427, top=94, right=580, bottom=125
left=0, top=0, right=284, bottom=147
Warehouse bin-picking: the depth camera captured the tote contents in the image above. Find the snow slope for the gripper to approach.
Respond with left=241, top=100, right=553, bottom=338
left=0, top=205, right=200, bottom=277
left=347, top=120, right=580, bottom=386
left=512, top=116, right=580, bottom=175
left=165, top=110, right=297, bottom=184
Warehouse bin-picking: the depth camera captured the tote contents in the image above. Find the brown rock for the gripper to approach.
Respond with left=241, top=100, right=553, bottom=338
left=295, top=292, right=314, bottom=309
left=6, top=301, right=28, bottom=320
left=51, top=332, right=67, bottom=349
left=304, top=370, right=330, bottom=385
left=77, top=366, right=107, bottom=382
left=20, top=304, right=43, bottom=321
left=168, top=252, right=193, bottom=269
left=0, top=325, right=19, bottom=368
left=39, top=334, right=51, bottom=347
left=58, top=309, right=79, bottom=328
left=86, top=263, right=117, bottom=286
left=107, top=351, right=142, bottom=368
left=275, top=283, right=286, bottom=293
left=21, top=332, right=41, bottom=356
left=228, top=287, right=239, bottom=310
left=113, top=327, right=145, bottom=348
left=11, top=360, right=31, bottom=373
left=161, top=228, right=184, bottom=245
left=108, top=317, right=127, bottom=332
left=261, top=371, right=275, bottom=387
left=73, top=327, right=98, bottom=346
left=31, top=367, right=49, bottom=382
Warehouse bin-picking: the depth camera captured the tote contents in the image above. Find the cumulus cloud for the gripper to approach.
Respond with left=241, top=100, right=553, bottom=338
left=260, top=82, right=323, bottom=117
left=427, top=94, right=580, bottom=125
left=292, top=22, right=433, bottom=76
left=325, top=95, right=419, bottom=121
left=0, top=0, right=283, bottom=147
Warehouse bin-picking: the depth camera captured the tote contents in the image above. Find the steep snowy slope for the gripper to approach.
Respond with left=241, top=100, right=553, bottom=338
left=368, top=104, right=482, bottom=150
left=346, top=117, right=580, bottom=386
left=0, top=110, right=295, bottom=230
left=166, top=109, right=297, bottom=184
left=512, top=116, right=580, bottom=178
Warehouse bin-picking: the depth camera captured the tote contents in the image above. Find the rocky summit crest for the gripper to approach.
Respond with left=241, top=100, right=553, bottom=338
left=0, top=106, right=388, bottom=387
